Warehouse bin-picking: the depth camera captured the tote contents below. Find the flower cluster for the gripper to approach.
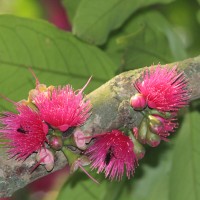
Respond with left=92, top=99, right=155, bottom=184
left=0, top=77, right=91, bottom=162
left=134, top=65, right=189, bottom=112
left=130, top=64, right=190, bottom=145
left=0, top=64, right=190, bottom=183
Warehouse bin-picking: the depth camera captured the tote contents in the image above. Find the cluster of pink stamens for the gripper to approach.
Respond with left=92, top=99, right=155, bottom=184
left=0, top=76, right=91, bottom=162
left=130, top=64, right=190, bottom=145
left=85, top=64, right=189, bottom=181
left=85, top=130, right=137, bottom=180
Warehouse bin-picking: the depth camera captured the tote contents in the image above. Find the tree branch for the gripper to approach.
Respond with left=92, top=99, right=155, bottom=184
left=0, top=55, right=200, bottom=197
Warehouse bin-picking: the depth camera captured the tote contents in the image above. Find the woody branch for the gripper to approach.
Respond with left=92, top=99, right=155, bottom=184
left=0, top=55, right=200, bottom=197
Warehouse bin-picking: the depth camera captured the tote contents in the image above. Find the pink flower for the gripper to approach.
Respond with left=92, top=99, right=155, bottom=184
left=0, top=105, right=48, bottom=160
left=85, top=130, right=137, bottom=181
left=148, top=114, right=178, bottom=138
left=34, top=81, right=91, bottom=132
left=134, top=65, right=189, bottom=112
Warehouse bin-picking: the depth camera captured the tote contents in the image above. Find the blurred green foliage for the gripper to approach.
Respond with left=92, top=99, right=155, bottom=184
left=0, top=0, right=43, bottom=19
left=0, top=0, right=199, bottom=200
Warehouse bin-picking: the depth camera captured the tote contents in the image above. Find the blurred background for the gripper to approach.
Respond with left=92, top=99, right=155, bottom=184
left=0, top=0, right=199, bottom=200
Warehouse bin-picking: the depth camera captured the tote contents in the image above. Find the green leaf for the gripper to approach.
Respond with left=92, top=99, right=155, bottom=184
left=118, top=11, right=187, bottom=70
left=169, top=107, right=200, bottom=200
left=73, top=0, right=174, bottom=45
left=0, top=15, right=117, bottom=110
left=57, top=171, right=108, bottom=200
left=197, top=10, right=200, bottom=24
left=118, top=143, right=173, bottom=200
left=61, top=0, right=81, bottom=23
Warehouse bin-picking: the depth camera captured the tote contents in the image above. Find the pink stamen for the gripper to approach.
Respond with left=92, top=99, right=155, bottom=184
left=77, top=161, right=99, bottom=184
left=30, top=154, right=48, bottom=173
left=79, top=76, right=92, bottom=94
left=28, top=68, right=40, bottom=89
left=0, top=93, right=16, bottom=105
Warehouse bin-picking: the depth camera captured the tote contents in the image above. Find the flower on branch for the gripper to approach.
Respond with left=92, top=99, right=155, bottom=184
left=0, top=105, right=48, bottom=160
left=148, top=114, right=178, bottom=138
left=34, top=80, right=91, bottom=132
left=85, top=130, right=137, bottom=181
left=134, top=65, right=189, bottom=112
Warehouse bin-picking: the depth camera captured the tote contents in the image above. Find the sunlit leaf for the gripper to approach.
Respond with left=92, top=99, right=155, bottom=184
left=73, top=0, right=174, bottom=45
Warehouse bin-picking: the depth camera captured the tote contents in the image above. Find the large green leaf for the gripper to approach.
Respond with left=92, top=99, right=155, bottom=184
left=169, top=107, right=200, bottom=200
left=0, top=15, right=117, bottom=110
left=118, top=11, right=187, bottom=70
left=72, top=0, right=174, bottom=45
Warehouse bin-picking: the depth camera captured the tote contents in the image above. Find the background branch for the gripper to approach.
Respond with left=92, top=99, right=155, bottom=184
left=0, top=55, right=200, bottom=197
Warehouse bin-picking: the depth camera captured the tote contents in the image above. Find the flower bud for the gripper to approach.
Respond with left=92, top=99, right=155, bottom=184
left=130, top=93, right=147, bottom=111
left=36, top=148, right=54, bottom=171
left=148, top=114, right=165, bottom=135
left=73, top=129, right=89, bottom=149
left=149, top=109, right=172, bottom=119
left=138, top=118, right=148, bottom=144
left=148, top=114, right=162, bottom=126
left=130, top=135, right=145, bottom=160
left=146, top=128, right=161, bottom=147
left=132, top=127, right=139, bottom=139
left=49, top=135, right=63, bottom=150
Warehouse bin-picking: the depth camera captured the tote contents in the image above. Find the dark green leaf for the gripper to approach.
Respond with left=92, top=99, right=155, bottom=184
left=118, top=11, right=187, bottom=70
left=73, top=0, right=174, bottom=45
left=0, top=15, right=117, bottom=110
left=197, top=11, right=200, bottom=24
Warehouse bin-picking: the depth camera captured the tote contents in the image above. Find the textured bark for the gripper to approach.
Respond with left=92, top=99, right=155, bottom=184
left=0, top=55, right=200, bottom=197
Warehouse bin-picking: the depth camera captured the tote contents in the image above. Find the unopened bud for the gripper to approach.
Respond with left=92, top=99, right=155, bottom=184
left=130, top=93, right=147, bottom=111
left=49, top=136, right=63, bottom=150
left=36, top=148, right=54, bottom=171
left=149, top=109, right=172, bottom=119
left=138, top=118, right=148, bottom=144
left=146, top=128, right=161, bottom=147
left=130, top=136, right=145, bottom=160
left=148, top=115, right=162, bottom=126
left=73, top=129, right=88, bottom=149
left=148, top=114, right=165, bottom=135
left=132, top=127, right=139, bottom=139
